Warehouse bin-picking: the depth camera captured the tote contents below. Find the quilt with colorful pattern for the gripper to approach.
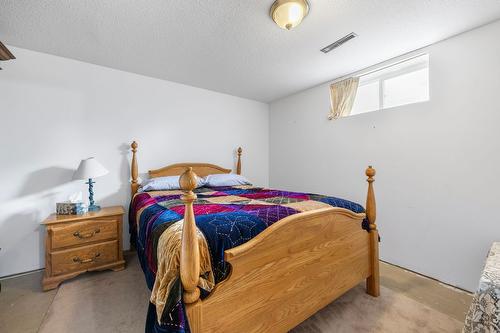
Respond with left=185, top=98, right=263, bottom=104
left=129, top=185, right=367, bottom=333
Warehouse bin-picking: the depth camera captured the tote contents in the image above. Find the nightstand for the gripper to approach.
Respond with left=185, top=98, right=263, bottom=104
left=42, top=206, right=126, bottom=291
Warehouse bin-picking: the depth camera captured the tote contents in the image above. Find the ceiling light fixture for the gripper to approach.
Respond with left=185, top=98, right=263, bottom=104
left=270, top=0, right=309, bottom=30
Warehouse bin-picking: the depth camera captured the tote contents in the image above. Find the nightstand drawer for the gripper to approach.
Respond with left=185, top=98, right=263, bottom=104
left=51, top=218, right=118, bottom=249
left=51, top=240, right=118, bottom=275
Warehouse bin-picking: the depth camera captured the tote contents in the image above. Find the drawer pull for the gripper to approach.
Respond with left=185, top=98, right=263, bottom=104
left=73, top=252, right=101, bottom=264
left=73, top=228, right=100, bottom=239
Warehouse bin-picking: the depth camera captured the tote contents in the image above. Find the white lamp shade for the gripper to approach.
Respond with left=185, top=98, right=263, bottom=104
left=73, top=157, right=109, bottom=180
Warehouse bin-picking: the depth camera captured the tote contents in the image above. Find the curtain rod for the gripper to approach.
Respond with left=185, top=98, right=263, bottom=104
left=328, top=51, right=427, bottom=86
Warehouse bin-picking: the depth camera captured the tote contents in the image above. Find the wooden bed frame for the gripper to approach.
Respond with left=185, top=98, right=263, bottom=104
left=130, top=141, right=379, bottom=332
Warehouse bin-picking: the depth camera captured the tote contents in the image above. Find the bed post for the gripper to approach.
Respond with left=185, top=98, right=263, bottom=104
left=365, top=166, right=380, bottom=297
left=236, top=147, right=242, bottom=175
left=179, top=167, right=201, bottom=305
left=131, top=141, right=139, bottom=195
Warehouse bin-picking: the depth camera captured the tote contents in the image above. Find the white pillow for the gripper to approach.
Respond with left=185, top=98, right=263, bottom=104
left=204, top=174, right=252, bottom=187
left=139, top=176, right=207, bottom=192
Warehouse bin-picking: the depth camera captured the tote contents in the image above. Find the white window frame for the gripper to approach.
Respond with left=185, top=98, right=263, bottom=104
left=353, top=53, right=429, bottom=114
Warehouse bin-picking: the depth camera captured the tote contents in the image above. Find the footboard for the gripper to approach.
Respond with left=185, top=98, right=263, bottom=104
left=203, top=208, right=369, bottom=332
left=177, top=167, right=379, bottom=333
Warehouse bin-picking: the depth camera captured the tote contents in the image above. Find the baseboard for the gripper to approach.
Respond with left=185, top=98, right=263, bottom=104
left=380, top=260, right=472, bottom=294
left=0, top=268, right=45, bottom=281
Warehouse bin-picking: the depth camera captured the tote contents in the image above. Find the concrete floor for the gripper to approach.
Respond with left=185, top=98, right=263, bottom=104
left=0, top=270, right=58, bottom=333
left=0, top=253, right=472, bottom=333
left=379, top=262, right=472, bottom=322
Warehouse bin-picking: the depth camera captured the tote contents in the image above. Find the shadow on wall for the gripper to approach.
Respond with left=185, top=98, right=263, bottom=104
left=96, top=143, right=133, bottom=249
left=120, top=142, right=132, bottom=202
left=0, top=165, right=76, bottom=275
left=85, top=143, right=133, bottom=250
left=16, top=167, right=75, bottom=197
left=0, top=144, right=135, bottom=278
left=0, top=191, right=61, bottom=276
left=100, top=143, right=132, bottom=209
left=0, top=212, right=39, bottom=273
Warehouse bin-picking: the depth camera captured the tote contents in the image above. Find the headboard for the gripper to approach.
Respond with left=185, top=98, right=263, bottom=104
left=149, top=163, right=231, bottom=178
left=130, top=141, right=242, bottom=194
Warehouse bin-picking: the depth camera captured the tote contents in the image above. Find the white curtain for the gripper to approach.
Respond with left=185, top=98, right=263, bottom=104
left=328, top=77, right=359, bottom=120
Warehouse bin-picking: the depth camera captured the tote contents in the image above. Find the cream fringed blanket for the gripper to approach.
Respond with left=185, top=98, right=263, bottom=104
left=150, top=220, right=215, bottom=322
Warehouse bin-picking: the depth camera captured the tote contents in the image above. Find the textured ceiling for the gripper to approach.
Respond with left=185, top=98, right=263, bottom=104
left=1, top=0, right=500, bottom=102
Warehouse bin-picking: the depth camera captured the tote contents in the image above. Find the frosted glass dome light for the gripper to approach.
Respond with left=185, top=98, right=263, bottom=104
left=270, top=0, right=310, bottom=30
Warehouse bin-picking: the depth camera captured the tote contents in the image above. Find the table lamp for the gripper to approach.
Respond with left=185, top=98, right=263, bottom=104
left=73, top=157, right=109, bottom=212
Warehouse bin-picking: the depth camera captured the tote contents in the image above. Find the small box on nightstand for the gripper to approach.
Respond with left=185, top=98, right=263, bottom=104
left=56, top=202, right=86, bottom=215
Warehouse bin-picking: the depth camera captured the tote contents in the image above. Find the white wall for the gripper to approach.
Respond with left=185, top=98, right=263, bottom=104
left=0, top=47, right=269, bottom=277
left=2, top=21, right=499, bottom=291
left=270, top=20, right=500, bottom=291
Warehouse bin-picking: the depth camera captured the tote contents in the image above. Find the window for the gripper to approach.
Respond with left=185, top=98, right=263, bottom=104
left=350, top=54, right=429, bottom=115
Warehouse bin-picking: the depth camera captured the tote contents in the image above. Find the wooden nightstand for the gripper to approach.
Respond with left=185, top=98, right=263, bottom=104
left=42, top=206, right=126, bottom=291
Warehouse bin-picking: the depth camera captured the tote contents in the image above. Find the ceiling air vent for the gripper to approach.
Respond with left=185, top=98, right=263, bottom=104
left=320, top=32, right=357, bottom=54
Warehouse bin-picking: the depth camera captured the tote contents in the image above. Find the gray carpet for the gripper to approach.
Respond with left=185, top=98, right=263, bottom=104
left=291, top=285, right=462, bottom=333
left=39, top=255, right=149, bottom=333
left=36, top=255, right=463, bottom=332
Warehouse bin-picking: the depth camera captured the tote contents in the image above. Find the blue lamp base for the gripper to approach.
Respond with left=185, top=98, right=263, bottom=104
left=86, top=178, right=101, bottom=212
left=88, top=204, right=101, bottom=212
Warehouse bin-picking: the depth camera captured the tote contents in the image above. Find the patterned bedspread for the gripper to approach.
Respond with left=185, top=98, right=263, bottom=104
left=464, top=242, right=500, bottom=333
left=130, top=185, right=367, bottom=333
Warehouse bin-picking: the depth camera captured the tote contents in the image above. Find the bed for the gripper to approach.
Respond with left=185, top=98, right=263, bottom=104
left=129, top=141, right=379, bottom=333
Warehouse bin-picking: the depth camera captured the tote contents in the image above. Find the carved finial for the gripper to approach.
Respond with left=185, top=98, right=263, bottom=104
left=365, top=165, right=376, bottom=229
left=366, top=165, right=376, bottom=180
left=131, top=141, right=139, bottom=195
left=236, top=147, right=243, bottom=175
left=179, top=167, right=198, bottom=192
